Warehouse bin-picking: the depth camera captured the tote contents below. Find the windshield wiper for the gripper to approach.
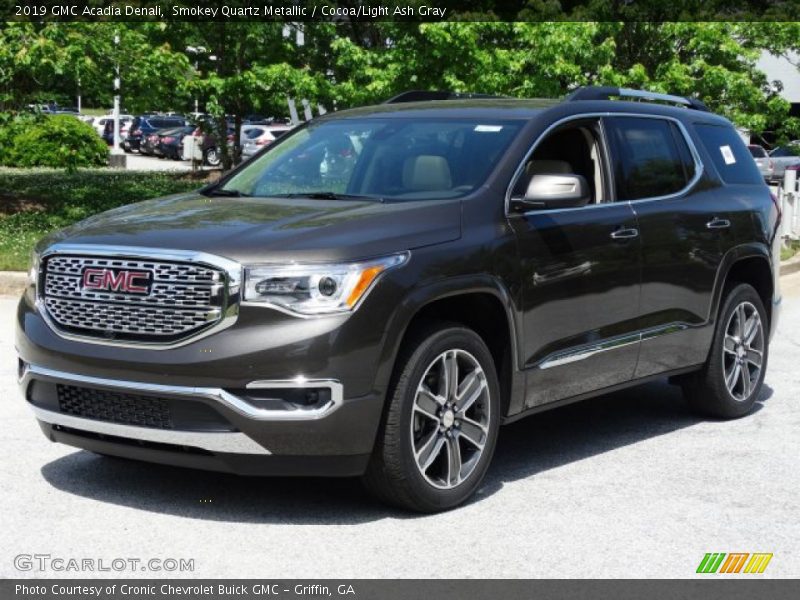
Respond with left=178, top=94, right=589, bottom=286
left=204, top=188, right=250, bottom=197
left=277, top=192, right=383, bottom=202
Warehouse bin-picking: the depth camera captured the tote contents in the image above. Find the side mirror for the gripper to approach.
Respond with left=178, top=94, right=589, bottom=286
left=510, top=174, right=590, bottom=212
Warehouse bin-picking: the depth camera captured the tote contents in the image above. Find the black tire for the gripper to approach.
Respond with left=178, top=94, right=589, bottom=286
left=204, top=147, right=221, bottom=167
left=363, top=323, right=501, bottom=512
left=683, top=283, right=769, bottom=419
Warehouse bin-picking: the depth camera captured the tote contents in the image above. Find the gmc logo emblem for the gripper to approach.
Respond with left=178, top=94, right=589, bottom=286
left=82, top=268, right=152, bottom=295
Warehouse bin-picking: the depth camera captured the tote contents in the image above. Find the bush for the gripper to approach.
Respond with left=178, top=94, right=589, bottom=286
left=0, top=114, right=108, bottom=171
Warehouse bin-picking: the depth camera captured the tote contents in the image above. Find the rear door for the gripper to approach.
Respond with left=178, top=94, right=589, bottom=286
left=604, top=115, right=727, bottom=378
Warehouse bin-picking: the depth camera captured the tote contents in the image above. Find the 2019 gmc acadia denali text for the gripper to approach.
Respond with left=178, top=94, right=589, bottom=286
left=16, top=87, right=782, bottom=511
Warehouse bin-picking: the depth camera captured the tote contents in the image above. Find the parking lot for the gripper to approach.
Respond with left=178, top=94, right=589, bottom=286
left=120, top=153, right=198, bottom=172
left=2, top=274, right=799, bottom=579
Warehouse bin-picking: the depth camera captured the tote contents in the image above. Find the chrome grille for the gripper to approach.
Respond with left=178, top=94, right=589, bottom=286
left=41, top=254, right=229, bottom=343
left=44, top=272, right=218, bottom=308
left=46, top=256, right=221, bottom=283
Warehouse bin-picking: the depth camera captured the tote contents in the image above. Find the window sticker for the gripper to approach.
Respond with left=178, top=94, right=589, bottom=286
left=474, top=125, right=503, bottom=132
left=720, top=145, right=736, bottom=165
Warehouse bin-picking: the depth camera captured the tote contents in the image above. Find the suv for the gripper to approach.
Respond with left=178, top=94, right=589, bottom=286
left=17, top=87, right=781, bottom=512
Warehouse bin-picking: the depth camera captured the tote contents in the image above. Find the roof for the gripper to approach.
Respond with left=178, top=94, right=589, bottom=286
left=316, top=96, right=731, bottom=130
left=320, top=98, right=560, bottom=121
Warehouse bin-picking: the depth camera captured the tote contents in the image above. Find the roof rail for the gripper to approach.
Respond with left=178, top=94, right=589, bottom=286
left=384, top=90, right=505, bottom=104
left=566, top=86, right=710, bottom=112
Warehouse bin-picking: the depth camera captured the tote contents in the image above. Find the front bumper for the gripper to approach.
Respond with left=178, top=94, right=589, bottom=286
left=18, top=362, right=380, bottom=476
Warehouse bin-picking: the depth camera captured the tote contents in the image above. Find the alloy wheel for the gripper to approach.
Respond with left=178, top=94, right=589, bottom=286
left=722, top=300, right=764, bottom=401
left=410, top=349, right=491, bottom=490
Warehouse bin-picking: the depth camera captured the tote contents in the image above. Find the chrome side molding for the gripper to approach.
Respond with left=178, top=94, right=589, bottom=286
left=537, top=322, right=691, bottom=370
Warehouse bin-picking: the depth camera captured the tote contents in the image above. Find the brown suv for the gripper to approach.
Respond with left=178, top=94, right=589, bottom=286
left=17, top=87, right=781, bottom=511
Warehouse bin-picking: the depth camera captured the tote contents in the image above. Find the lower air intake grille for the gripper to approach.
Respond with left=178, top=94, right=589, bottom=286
left=57, top=384, right=174, bottom=430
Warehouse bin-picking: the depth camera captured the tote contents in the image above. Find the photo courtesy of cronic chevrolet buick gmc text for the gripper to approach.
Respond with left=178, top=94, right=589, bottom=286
left=16, top=87, right=782, bottom=512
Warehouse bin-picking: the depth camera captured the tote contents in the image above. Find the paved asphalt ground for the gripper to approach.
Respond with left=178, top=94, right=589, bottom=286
left=2, top=274, right=799, bottom=579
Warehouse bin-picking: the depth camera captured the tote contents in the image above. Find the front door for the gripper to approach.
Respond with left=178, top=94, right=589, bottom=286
left=508, top=118, right=642, bottom=408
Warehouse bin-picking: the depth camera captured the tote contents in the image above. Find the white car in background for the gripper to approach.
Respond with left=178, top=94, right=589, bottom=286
left=241, top=124, right=293, bottom=159
left=93, top=114, right=133, bottom=137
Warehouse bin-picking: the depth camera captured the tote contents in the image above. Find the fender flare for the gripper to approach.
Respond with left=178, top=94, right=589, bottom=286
left=707, top=242, right=773, bottom=325
left=371, top=274, right=524, bottom=412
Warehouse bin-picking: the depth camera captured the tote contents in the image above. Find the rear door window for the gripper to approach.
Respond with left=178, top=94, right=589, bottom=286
left=694, top=123, right=763, bottom=185
left=606, top=117, right=694, bottom=200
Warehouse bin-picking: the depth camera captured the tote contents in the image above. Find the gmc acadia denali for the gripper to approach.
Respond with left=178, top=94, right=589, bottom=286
left=17, top=87, right=782, bottom=511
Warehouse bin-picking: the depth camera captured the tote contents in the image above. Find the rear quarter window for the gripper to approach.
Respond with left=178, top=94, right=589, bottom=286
left=694, top=123, right=763, bottom=185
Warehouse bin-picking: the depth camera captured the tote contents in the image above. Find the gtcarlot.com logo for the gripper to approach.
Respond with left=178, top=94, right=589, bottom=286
left=14, top=553, right=195, bottom=573
left=697, top=552, right=773, bottom=574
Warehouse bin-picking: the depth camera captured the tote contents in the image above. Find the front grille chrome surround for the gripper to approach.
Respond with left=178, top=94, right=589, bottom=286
left=36, top=244, right=242, bottom=349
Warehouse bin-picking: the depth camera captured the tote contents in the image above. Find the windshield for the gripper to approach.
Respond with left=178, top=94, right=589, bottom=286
left=748, top=146, right=766, bottom=158
left=218, top=118, right=523, bottom=201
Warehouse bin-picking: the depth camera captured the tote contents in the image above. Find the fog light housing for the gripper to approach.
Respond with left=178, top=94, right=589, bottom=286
left=230, top=387, right=333, bottom=412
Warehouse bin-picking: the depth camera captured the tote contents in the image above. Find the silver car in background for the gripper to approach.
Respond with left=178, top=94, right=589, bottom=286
left=768, top=141, right=800, bottom=182
left=748, top=144, right=774, bottom=182
left=241, top=124, right=293, bottom=159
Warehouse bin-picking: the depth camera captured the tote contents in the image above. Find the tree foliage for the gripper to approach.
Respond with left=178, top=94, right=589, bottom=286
left=2, top=20, right=799, bottom=149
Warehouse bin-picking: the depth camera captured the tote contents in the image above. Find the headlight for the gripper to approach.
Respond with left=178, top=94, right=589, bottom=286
left=243, top=253, right=408, bottom=316
left=27, top=250, right=39, bottom=287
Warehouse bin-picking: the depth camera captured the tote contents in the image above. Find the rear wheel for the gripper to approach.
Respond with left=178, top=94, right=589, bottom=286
left=683, top=283, right=768, bottom=418
left=204, top=147, right=221, bottom=167
left=363, top=324, right=500, bottom=512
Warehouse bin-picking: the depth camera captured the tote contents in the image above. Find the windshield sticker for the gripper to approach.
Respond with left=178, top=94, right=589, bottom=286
left=720, top=145, right=736, bottom=165
left=474, top=125, right=503, bottom=132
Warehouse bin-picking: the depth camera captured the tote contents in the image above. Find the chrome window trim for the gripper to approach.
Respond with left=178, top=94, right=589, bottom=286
left=19, top=363, right=344, bottom=422
left=35, top=243, right=243, bottom=350
left=505, top=112, right=705, bottom=217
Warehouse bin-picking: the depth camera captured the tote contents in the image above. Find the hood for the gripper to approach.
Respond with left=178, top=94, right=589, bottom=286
left=39, top=192, right=462, bottom=263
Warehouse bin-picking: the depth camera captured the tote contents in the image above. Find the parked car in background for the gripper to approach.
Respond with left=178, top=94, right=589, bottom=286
left=95, top=114, right=133, bottom=138
left=241, top=124, right=293, bottom=159
left=182, top=120, right=234, bottom=166
left=102, top=117, right=133, bottom=146
left=123, top=115, right=188, bottom=152
left=748, top=144, right=774, bottom=182
left=156, top=126, right=195, bottom=160
left=768, top=141, right=800, bottom=181
left=139, top=131, right=162, bottom=156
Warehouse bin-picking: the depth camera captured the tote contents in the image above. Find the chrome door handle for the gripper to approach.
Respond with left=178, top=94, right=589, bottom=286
left=610, top=227, right=639, bottom=240
left=706, top=217, right=731, bottom=230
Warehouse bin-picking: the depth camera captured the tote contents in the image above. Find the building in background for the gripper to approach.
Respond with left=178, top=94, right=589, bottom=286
left=756, top=51, right=800, bottom=145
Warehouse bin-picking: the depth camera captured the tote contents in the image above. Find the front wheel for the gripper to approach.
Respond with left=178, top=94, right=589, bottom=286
left=683, top=283, right=768, bottom=418
left=363, top=324, right=500, bottom=512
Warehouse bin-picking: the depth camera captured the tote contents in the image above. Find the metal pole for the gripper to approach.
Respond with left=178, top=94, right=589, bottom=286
left=112, top=31, right=121, bottom=153
left=109, top=31, right=126, bottom=167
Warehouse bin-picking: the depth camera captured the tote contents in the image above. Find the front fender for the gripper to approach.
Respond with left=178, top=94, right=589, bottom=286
left=372, top=273, right=525, bottom=417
